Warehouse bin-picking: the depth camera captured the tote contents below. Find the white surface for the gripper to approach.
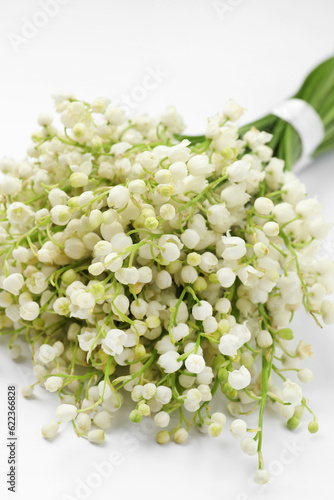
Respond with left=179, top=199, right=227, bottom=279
left=1, top=1, right=334, bottom=499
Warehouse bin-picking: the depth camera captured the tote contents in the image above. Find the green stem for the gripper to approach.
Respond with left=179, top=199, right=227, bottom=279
left=175, top=57, right=334, bottom=169
left=257, top=346, right=274, bottom=469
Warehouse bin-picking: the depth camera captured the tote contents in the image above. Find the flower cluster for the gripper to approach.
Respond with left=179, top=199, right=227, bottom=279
left=1, top=95, right=333, bottom=484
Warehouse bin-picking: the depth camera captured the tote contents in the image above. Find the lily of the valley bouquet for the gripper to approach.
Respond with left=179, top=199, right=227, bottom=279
left=1, top=57, right=334, bottom=484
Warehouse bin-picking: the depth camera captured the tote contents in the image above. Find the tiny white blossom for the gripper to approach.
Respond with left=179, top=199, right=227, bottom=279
left=282, top=379, right=303, bottom=405
left=185, top=354, right=205, bottom=374
left=192, top=300, right=213, bottom=321
left=253, top=469, right=270, bottom=484
left=3, top=274, right=24, bottom=296
left=19, top=300, right=40, bottom=321
left=216, top=267, right=236, bottom=288
left=230, top=419, right=247, bottom=438
left=223, top=99, right=245, bottom=122
left=45, top=376, right=63, bottom=393
left=226, top=160, right=251, bottom=182
left=228, top=366, right=251, bottom=390
left=240, top=436, right=257, bottom=455
left=41, top=421, right=59, bottom=439
left=39, top=344, right=56, bottom=364
left=155, top=386, right=172, bottom=405
left=158, top=351, right=182, bottom=374
left=154, top=411, right=170, bottom=428
left=55, top=404, right=78, bottom=422
left=102, top=329, right=127, bottom=356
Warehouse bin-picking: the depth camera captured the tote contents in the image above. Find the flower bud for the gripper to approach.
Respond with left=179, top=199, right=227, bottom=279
left=221, top=146, right=235, bottom=160
left=156, top=184, right=175, bottom=197
left=61, top=269, right=77, bottom=284
left=174, top=428, right=188, bottom=444
left=211, top=412, right=226, bottom=428
left=41, top=421, right=59, bottom=439
left=277, top=328, right=294, bottom=340
left=142, top=383, right=157, bottom=400
left=89, top=262, right=105, bottom=276
left=21, top=385, right=33, bottom=398
left=218, top=367, right=228, bottom=381
left=129, top=409, right=142, bottom=423
left=208, top=423, right=222, bottom=437
left=226, top=160, right=251, bottom=182
left=253, top=242, right=268, bottom=258
left=192, top=300, right=212, bottom=321
left=154, top=411, right=170, bottom=428
left=180, top=229, right=200, bottom=249
left=93, top=411, right=112, bottom=430
left=230, top=419, right=247, bottom=438
left=138, top=403, right=151, bottom=416
left=185, top=354, right=205, bottom=374
left=253, top=469, right=270, bottom=484
left=193, top=277, right=207, bottom=292
left=88, top=429, right=105, bottom=444
left=45, top=376, right=63, bottom=393
left=128, top=179, right=146, bottom=193
left=215, top=298, right=231, bottom=314
left=297, top=368, right=313, bottom=384
left=156, top=270, right=172, bottom=290
left=56, top=404, right=78, bottom=422
left=160, top=204, right=176, bottom=220
left=161, top=243, right=180, bottom=262
left=50, top=205, right=71, bottom=225
left=256, top=330, right=273, bottom=348
left=308, top=420, right=319, bottom=434
left=146, top=316, right=160, bottom=329
left=155, top=386, right=172, bottom=405
left=216, top=268, right=236, bottom=288
left=39, top=344, right=56, bottom=364
left=158, top=351, right=182, bottom=374
left=187, top=155, right=214, bottom=176
left=89, top=209, right=103, bottom=228
left=145, top=217, right=159, bottom=229
left=254, top=197, right=274, bottom=215
left=156, top=430, right=170, bottom=444
left=263, top=221, right=279, bottom=237
left=240, top=436, right=257, bottom=455
left=70, top=172, right=88, bottom=187
left=68, top=197, right=79, bottom=208
left=218, top=319, right=230, bottom=334
left=187, top=252, right=202, bottom=267
left=287, top=416, right=300, bottom=430
left=76, top=413, right=92, bottom=433
left=134, top=344, right=146, bottom=358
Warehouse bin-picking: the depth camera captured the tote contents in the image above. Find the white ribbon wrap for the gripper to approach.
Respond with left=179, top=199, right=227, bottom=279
left=271, top=98, right=325, bottom=170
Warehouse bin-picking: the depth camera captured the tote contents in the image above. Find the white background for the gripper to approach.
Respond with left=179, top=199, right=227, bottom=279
left=1, top=1, right=334, bottom=499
